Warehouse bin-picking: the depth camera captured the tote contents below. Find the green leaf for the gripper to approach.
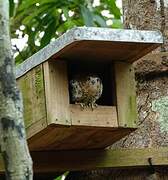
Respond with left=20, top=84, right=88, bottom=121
left=107, top=0, right=121, bottom=19
left=15, top=46, right=32, bottom=65
left=54, top=172, right=69, bottom=180
left=80, top=5, right=94, bottom=26
left=40, top=18, right=56, bottom=48
left=62, top=7, right=69, bottom=19
left=93, top=14, right=107, bottom=27
left=18, top=0, right=56, bottom=11
left=55, top=177, right=62, bottom=180
left=26, top=26, right=37, bottom=54
left=112, top=19, right=123, bottom=28
left=22, top=5, right=53, bottom=25
left=9, top=0, right=15, bottom=17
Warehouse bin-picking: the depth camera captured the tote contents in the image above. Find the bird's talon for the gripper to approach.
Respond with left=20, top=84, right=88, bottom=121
left=75, top=102, right=85, bottom=110
left=94, top=103, right=98, bottom=107
left=90, top=103, right=98, bottom=111
left=75, top=102, right=98, bottom=111
left=91, top=104, right=94, bottom=111
left=80, top=103, right=85, bottom=110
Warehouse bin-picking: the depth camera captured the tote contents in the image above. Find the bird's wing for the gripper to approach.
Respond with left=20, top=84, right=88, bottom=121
left=70, top=80, right=83, bottom=102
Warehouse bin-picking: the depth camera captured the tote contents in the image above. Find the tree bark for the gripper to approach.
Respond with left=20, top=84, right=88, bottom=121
left=0, top=1, right=33, bottom=180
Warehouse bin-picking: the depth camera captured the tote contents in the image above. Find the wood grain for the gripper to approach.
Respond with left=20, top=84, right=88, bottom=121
left=59, top=41, right=160, bottom=63
left=27, top=125, right=133, bottom=151
left=26, top=117, right=47, bottom=139
left=43, top=60, right=71, bottom=126
left=31, top=147, right=168, bottom=172
left=17, top=65, right=47, bottom=138
left=70, top=105, right=118, bottom=127
left=114, top=62, right=137, bottom=128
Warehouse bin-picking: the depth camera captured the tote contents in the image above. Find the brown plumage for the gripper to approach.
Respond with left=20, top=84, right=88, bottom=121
left=70, top=74, right=103, bottom=110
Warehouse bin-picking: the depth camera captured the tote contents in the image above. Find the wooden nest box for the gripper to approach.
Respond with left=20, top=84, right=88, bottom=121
left=16, top=27, right=163, bottom=151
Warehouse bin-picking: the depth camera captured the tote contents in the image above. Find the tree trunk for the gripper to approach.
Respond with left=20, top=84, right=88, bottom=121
left=0, top=1, right=33, bottom=179
left=66, top=0, right=168, bottom=179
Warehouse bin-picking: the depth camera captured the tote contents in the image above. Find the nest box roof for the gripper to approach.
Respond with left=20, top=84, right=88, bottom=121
left=16, top=27, right=163, bottom=78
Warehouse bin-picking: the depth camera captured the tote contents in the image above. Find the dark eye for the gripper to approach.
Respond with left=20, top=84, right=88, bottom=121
left=70, top=80, right=75, bottom=84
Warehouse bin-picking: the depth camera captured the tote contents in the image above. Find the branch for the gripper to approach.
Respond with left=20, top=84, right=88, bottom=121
left=0, top=1, right=33, bottom=179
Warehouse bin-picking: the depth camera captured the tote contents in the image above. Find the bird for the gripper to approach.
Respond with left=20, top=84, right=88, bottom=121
left=70, top=74, right=103, bottom=110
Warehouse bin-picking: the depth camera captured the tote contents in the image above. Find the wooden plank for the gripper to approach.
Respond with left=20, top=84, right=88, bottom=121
left=26, top=117, right=47, bottom=139
left=27, top=125, right=133, bottom=151
left=43, top=60, right=70, bottom=126
left=1, top=148, right=168, bottom=174
left=30, top=147, right=168, bottom=172
left=70, top=105, right=118, bottom=127
left=17, top=65, right=47, bottom=137
left=60, top=41, right=159, bottom=63
left=114, top=62, right=137, bottom=128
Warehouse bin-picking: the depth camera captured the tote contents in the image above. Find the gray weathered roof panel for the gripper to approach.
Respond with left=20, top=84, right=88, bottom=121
left=16, top=27, right=163, bottom=78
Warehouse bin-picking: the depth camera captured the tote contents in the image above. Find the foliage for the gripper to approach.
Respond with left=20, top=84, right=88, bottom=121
left=54, top=172, right=69, bottom=180
left=10, top=0, right=122, bottom=64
